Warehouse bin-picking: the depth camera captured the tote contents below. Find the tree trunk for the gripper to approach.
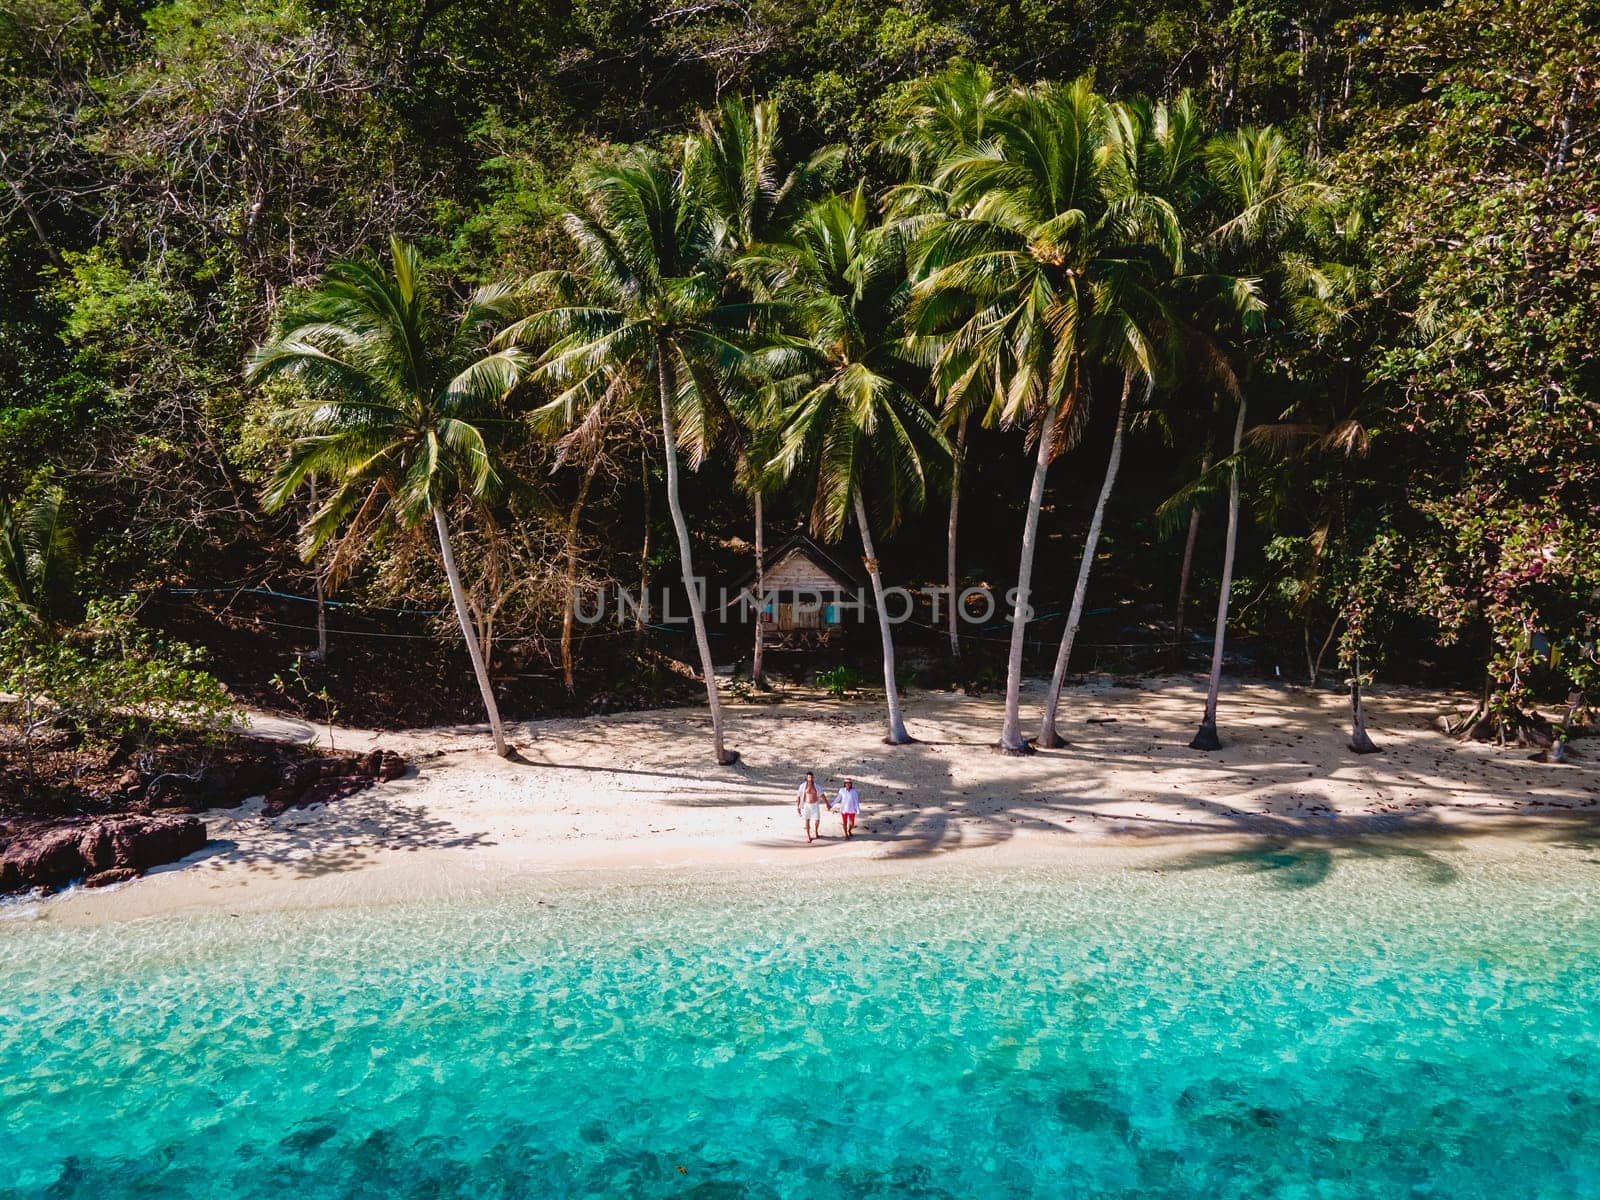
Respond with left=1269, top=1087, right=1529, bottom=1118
left=752, top=488, right=767, bottom=688
left=1552, top=690, right=1582, bottom=763
left=946, top=411, right=969, bottom=659
left=998, top=404, right=1060, bottom=754
left=562, top=454, right=600, bottom=694
left=432, top=503, right=508, bottom=757
left=1172, top=396, right=1219, bottom=670
left=855, top=492, right=912, bottom=745
left=657, top=339, right=737, bottom=765
left=1039, top=373, right=1136, bottom=748
left=637, top=447, right=652, bottom=632
left=1308, top=613, right=1341, bottom=687
left=310, top=477, right=328, bottom=661
left=2, top=175, right=66, bottom=270
left=1348, top=652, right=1379, bottom=754
left=1172, top=506, right=1201, bottom=670
left=1191, top=396, right=1246, bottom=752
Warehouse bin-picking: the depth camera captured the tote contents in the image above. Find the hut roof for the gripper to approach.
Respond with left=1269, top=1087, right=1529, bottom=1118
left=729, top=532, right=863, bottom=594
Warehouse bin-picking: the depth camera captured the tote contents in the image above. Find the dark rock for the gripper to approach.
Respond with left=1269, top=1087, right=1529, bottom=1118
left=145, top=772, right=196, bottom=804
left=257, top=748, right=407, bottom=817
left=261, top=786, right=300, bottom=817
left=0, top=814, right=206, bottom=895
left=84, top=867, right=140, bottom=889
left=77, top=824, right=116, bottom=872
left=222, top=760, right=279, bottom=804
left=298, top=777, right=368, bottom=808
left=106, top=815, right=206, bottom=871
left=1, top=827, right=85, bottom=890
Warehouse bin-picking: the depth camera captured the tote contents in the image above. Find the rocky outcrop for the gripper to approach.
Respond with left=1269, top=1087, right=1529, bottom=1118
left=134, top=759, right=283, bottom=812
left=0, top=815, right=207, bottom=895
left=261, top=749, right=407, bottom=817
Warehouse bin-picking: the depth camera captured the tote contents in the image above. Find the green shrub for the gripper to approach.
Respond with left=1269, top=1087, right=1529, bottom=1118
left=814, top=664, right=861, bottom=698
left=1, top=596, right=241, bottom=762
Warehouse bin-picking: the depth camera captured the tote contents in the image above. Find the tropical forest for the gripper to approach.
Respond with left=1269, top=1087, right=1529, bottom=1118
left=2, top=0, right=1597, bottom=796
left=7, top=4, right=1600, bottom=1197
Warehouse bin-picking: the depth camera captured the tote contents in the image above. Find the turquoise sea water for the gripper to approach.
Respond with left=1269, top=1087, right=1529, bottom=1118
left=3, top=843, right=1599, bottom=1199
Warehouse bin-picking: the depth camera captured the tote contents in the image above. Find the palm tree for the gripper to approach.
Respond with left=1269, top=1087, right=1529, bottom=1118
left=686, top=95, right=842, bottom=262
left=762, top=188, right=944, bottom=744
left=913, top=79, right=1175, bottom=753
left=1189, top=128, right=1330, bottom=751
left=554, top=429, right=605, bottom=696
left=0, top=486, right=76, bottom=634
left=686, top=96, right=839, bottom=689
left=1245, top=224, right=1384, bottom=753
left=883, top=63, right=1005, bottom=659
left=249, top=237, right=526, bottom=757
left=1035, top=371, right=1153, bottom=746
left=512, top=149, right=757, bottom=765
left=729, top=400, right=785, bottom=688
left=1035, top=95, right=1217, bottom=747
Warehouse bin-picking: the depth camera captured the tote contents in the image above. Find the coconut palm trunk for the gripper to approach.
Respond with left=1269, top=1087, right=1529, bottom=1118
left=561, top=454, right=600, bottom=694
left=1348, top=650, right=1379, bottom=753
left=657, top=340, right=737, bottom=765
left=637, top=448, right=652, bottom=632
left=946, top=412, right=969, bottom=659
left=309, top=476, right=328, bottom=661
left=997, top=404, right=1060, bottom=754
left=1039, top=373, right=1137, bottom=748
left=751, top=489, right=767, bottom=688
left=1190, top=395, right=1247, bottom=751
left=432, top=503, right=508, bottom=757
left=1171, top=506, right=1201, bottom=668
left=854, top=492, right=912, bottom=744
left=1172, top=398, right=1220, bottom=670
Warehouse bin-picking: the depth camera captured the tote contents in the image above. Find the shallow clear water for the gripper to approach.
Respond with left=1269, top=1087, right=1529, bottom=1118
left=3, top=843, right=1600, bottom=1199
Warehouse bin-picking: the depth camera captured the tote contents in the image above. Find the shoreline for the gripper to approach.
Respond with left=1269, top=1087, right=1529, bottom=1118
left=18, top=823, right=1600, bottom=929
left=10, top=675, right=1600, bottom=927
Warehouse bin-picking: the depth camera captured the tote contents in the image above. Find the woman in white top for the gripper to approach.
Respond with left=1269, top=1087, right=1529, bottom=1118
left=834, top=779, right=860, bottom=838
left=795, top=771, right=824, bottom=842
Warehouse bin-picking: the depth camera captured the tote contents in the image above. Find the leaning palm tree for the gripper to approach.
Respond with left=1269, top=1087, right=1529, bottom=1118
left=248, top=237, right=526, bottom=757
left=1188, top=127, right=1330, bottom=751
left=1035, top=370, right=1154, bottom=747
left=1033, top=95, right=1208, bottom=747
left=0, top=486, right=76, bottom=634
left=510, top=148, right=757, bottom=765
left=882, top=63, right=1006, bottom=659
left=761, top=189, right=945, bottom=744
left=914, top=78, right=1173, bottom=753
left=687, top=96, right=839, bottom=688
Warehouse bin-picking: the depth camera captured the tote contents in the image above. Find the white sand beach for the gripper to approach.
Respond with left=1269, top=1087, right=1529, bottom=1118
left=32, top=675, right=1600, bottom=924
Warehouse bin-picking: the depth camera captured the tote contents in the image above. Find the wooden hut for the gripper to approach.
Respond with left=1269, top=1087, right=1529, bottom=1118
left=731, top=533, right=861, bottom=641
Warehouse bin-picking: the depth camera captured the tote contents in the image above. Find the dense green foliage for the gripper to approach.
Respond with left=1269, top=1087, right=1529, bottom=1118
left=2, top=0, right=1596, bottom=740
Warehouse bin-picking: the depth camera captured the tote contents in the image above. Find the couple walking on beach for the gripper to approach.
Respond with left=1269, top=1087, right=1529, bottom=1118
left=795, top=772, right=860, bottom=843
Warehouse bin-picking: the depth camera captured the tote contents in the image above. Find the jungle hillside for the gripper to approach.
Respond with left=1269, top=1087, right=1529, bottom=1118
left=2, top=0, right=1597, bottom=788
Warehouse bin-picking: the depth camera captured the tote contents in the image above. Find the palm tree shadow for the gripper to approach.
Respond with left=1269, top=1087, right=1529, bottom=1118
left=1150, top=829, right=1463, bottom=890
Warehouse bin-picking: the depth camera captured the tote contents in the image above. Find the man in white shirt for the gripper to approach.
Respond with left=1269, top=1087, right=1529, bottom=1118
left=833, top=778, right=860, bottom=838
